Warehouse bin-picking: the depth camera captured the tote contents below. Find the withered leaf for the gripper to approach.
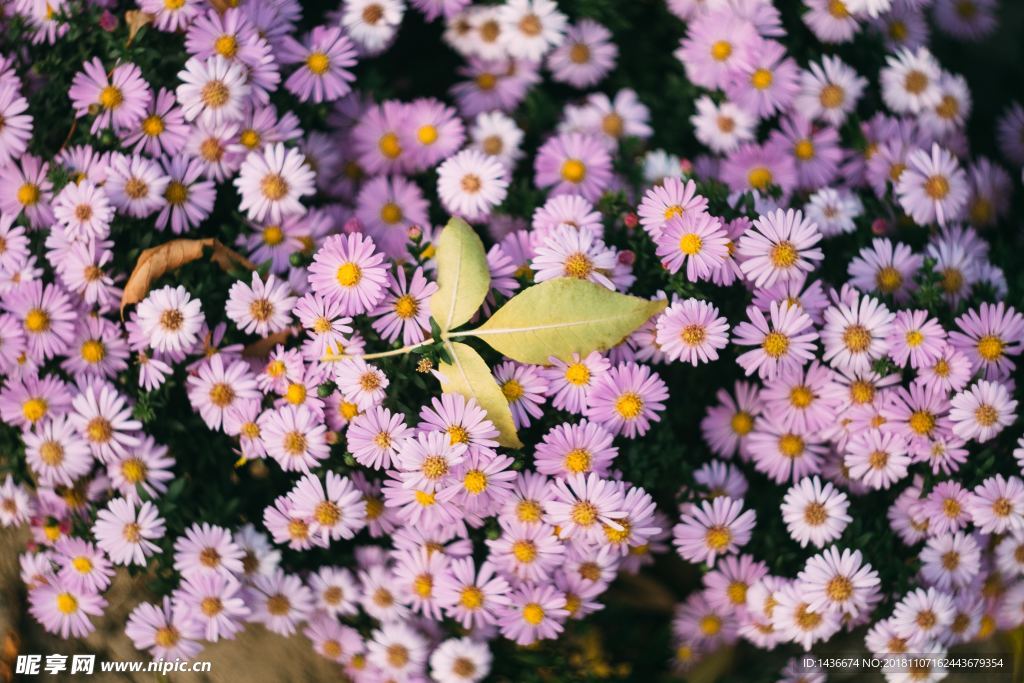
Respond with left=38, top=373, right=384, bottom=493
left=120, top=238, right=256, bottom=317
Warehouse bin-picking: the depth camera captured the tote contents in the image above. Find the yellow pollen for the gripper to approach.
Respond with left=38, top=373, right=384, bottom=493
left=512, top=540, right=537, bottom=563
left=561, top=159, right=586, bottom=183
left=747, top=167, right=772, bottom=190
left=843, top=324, right=871, bottom=353
left=260, top=173, right=288, bottom=201
left=680, top=324, right=706, bottom=346
left=240, top=129, right=261, bottom=149
left=564, top=252, right=594, bottom=279
left=790, top=385, right=814, bottom=409
left=522, top=603, right=545, bottom=625
left=564, top=363, right=590, bottom=386
left=501, top=379, right=524, bottom=402
left=98, top=85, right=123, bottom=109
left=571, top=501, right=598, bottom=526
left=751, top=68, right=773, bottom=90
left=25, top=308, right=50, bottom=333
left=710, top=40, right=732, bottom=61
left=820, top=84, right=845, bottom=108
left=214, top=34, right=238, bottom=57
left=56, top=592, right=78, bottom=614
left=461, top=174, right=482, bottom=193
left=678, top=232, right=703, bottom=255
left=909, top=410, right=935, bottom=436
left=283, top=431, right=307, bottom=456
left=414, top=490, right=436, bottom=506
left=336, top=262, right=362, bottom=287
left=154, top=626, right=179, bottom=648
left=762, top=331, right=790, bottom=358
left=924, top=175, right=950, bottom=200
left=974, top=404, right=998, bottom=427
left=121, top=458, right=147, bottom=484
left=200, top=81, right=230, bottom=108
left=22, top=397, right=47, bottom=423
left=86, top=417, right=113, bottom=444
left=977, top=335, right=1004, bottom=362
left=794, top=139, right=815, bottom=161
left=378, top=132, right=402, bottom=159
left=209, top=383, right=235, bottom=407
left=17, top=183, right=40, bottom=206
left=517, top=500, right=543, bottom=523
left=285, top=383, right=306, bottom=405
left=164, top=181, right=188, bottom=205
left=124, top=178, right=149, bottom=200
left=463, top=469, right=487, bottom=494
left=614, top=392, right=644, bottom=420
left=568, top=43, right=590, bottom=64
left=306, top=52, right=330, bottom=75
left=39, top=440, right=64, bottom=467
left=142, top=115, right=164, bottom=137
left=770, top=241, right=799, bottom=268
left=778, top=433, right=804, bottom=458
left=705, top=525, right=731, bottom=551
left=564, top=448, right=591, bottom=474
left=416, top=124, right=438, bottom=145
left=731, top=411, right=754, bottom=436
left=904, top=70, right=929, bottom=94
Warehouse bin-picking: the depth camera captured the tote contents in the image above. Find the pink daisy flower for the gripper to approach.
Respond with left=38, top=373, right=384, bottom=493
left=173, top=522, right=245, bottom=580
left=541, top=351, right=610, bottom=415
left=895, top=143, right=969, bottom=226
left=308, top=233, right=389, bottom=316
left=347, top=405, right=413, bottom=470
left=289, top=472, right=366, bottom=543
left=656, top=211, right=729, bottom=281
left=637, top=177, right=708, bottom=239
left=533, top=132, right=612, bottom=203
left=52, top=181, right=114, bottom=242
left=531, top=225, right=618, bottom=290
left=534, top=420, right=618, bottom=479
left=69, top=58, right=152, bottom=133
left=781, top=477, right=851, bottom=548
left=486, top=518, right=565, bottom=583
left=585, top=362, right=669, bottom=438
left=23, top=415, right=92, bottom=488
left=403, top=97, right=466, bottom=170
left=498, top=584, right=569, bottom=646
left=371, top=267, right=438, bottom=345
left=92, top=497, right=165, bottom=566
left=235, top=142, right=315, bottom=223
left=0, top=81, right=32, bottom=166
left=156, top=156, right=216, bottom=234
left=724, top=38, right=801, bottom=119
left=226, top=272, right=297, bottom=337
left=948, top=302, right=1024, bottom=381
left=281, top=25, right=358, bottom=103
left=700, top=381, right=762, bottom=459
left=249, top=569, right=315, bottom=636
left=172, top=573, right=250, bottom=642
left=966, top=475, right=1024, bottom=535
left=126, top=597, right=203, bottom=661
left=844, top=429, right=911, bottom=490
left=419, top=393, right=500, bottom=449
left=737, top=208, right=823, bottom=289
left=949, top=380, right=1016, bottom=443
left=655, top=298, right=730, bottom=366
left=69, top=382, right=141, bottom=464
left=761, top=361, right=840, bottom=434
left=847, top=238, right=923, bottom=304
left=29, top=578, right=107, bottom=639
left=493, top=361, right=548, bottom=429
left=748, top=420, right=827, bottom=484
left=259, top=404, right=330, bottom=472
left=733, top=301, right=818, bottom=380
left=821, top=293, right=895, bottom=373
left=7, top=280, right=77, bottom=362
left=186, top=354, right=260, bottom=431
left=547, top=19, right=617, bottom=88
left=673, top=496, right=756, bottom=566
left=887, top=310, right=946, bottom=369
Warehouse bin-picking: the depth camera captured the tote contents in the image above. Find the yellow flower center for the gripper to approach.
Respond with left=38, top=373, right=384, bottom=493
left=214, top=34, right=238, bottom=57
left=705, top=525, right=731, bottom=551
left=416, top=124, right=438, bottom=145
left=924, top=175, right=950, bottom=200
left=260, top=173, right=289, bottom=201
left=778, top=433, right=804, bottom=457
left=560, top=159, right=586, bottom=183
left=614, top=392, right=644, bottom=419
left=22, top=397, right=47, bottom=423
left=378, top=132, right=402, bottom=159
left=463, top=469, right=487, bottom=494
left=512, top=540, right=537, bottom=563
left=336, top=262, right=362, bottom=287
left=17, top=183, right=39, bottom=207
left=731, top=411, right=754, bottom=436
left=751, top=68, right=773, bottom=90
left=710, top=40, right=732, bottom=61
left=56, top=592, right=78, bottom=614
left=748, top=167, right=772, bottom=190
left=977, top=335, right=1004, bottom=362
left=762, top=331, right=790, bottom=358
left=843, top=324, right=871, bottom=353
left=98, top=85, right=123, bottom=110
left=794, top=139, right=815, bottom=161
left=564, top=252, right=594, bottom=279
left=820, top=84, right=845, bottom=108
left=306, top=52, right=330, bottom=75
left=564, top=448, right=591, bottom=473
left=679, top=232, right=703, bottom=256
left=522, top=603, right=545, bottom=625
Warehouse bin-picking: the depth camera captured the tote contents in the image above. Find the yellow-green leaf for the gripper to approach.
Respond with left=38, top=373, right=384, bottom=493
left=465, top=278, right=667, bottom=365
left=437, top=342, right=522, bottom=449
left=429, top=217, right=490, bottom=332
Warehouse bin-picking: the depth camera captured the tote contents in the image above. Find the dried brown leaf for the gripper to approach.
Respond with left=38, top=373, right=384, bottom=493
left=124, top=10, right=153, bottom=45
left=120, top=238, right=255, bottom=317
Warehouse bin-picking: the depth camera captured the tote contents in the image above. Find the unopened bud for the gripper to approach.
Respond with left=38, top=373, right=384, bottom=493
left=871, top=218, right=888, bottom=235
left=618, top=250, right=636, bottom=266
left=623, top=212, right=638, bottom=229
left=343, top=217, right=362, bottom=234
left=99, top=10, right=118, bottom=31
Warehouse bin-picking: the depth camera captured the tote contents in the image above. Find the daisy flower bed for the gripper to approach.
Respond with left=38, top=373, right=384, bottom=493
left=0, top=0, right=1023, bottom=681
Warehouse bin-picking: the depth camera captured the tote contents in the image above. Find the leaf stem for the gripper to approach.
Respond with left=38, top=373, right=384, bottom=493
left=325, top=340, right=432, bottom=362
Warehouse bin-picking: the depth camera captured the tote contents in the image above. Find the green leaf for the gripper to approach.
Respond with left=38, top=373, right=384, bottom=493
left=437, top=341, right=522, bottom=449
left=464, top=278, right=667, bottom=365
left=429, top=217, right=491, bottom=332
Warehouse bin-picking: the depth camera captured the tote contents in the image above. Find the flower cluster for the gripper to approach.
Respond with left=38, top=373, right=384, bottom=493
left=0, top=0, right=1022, bottom=680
